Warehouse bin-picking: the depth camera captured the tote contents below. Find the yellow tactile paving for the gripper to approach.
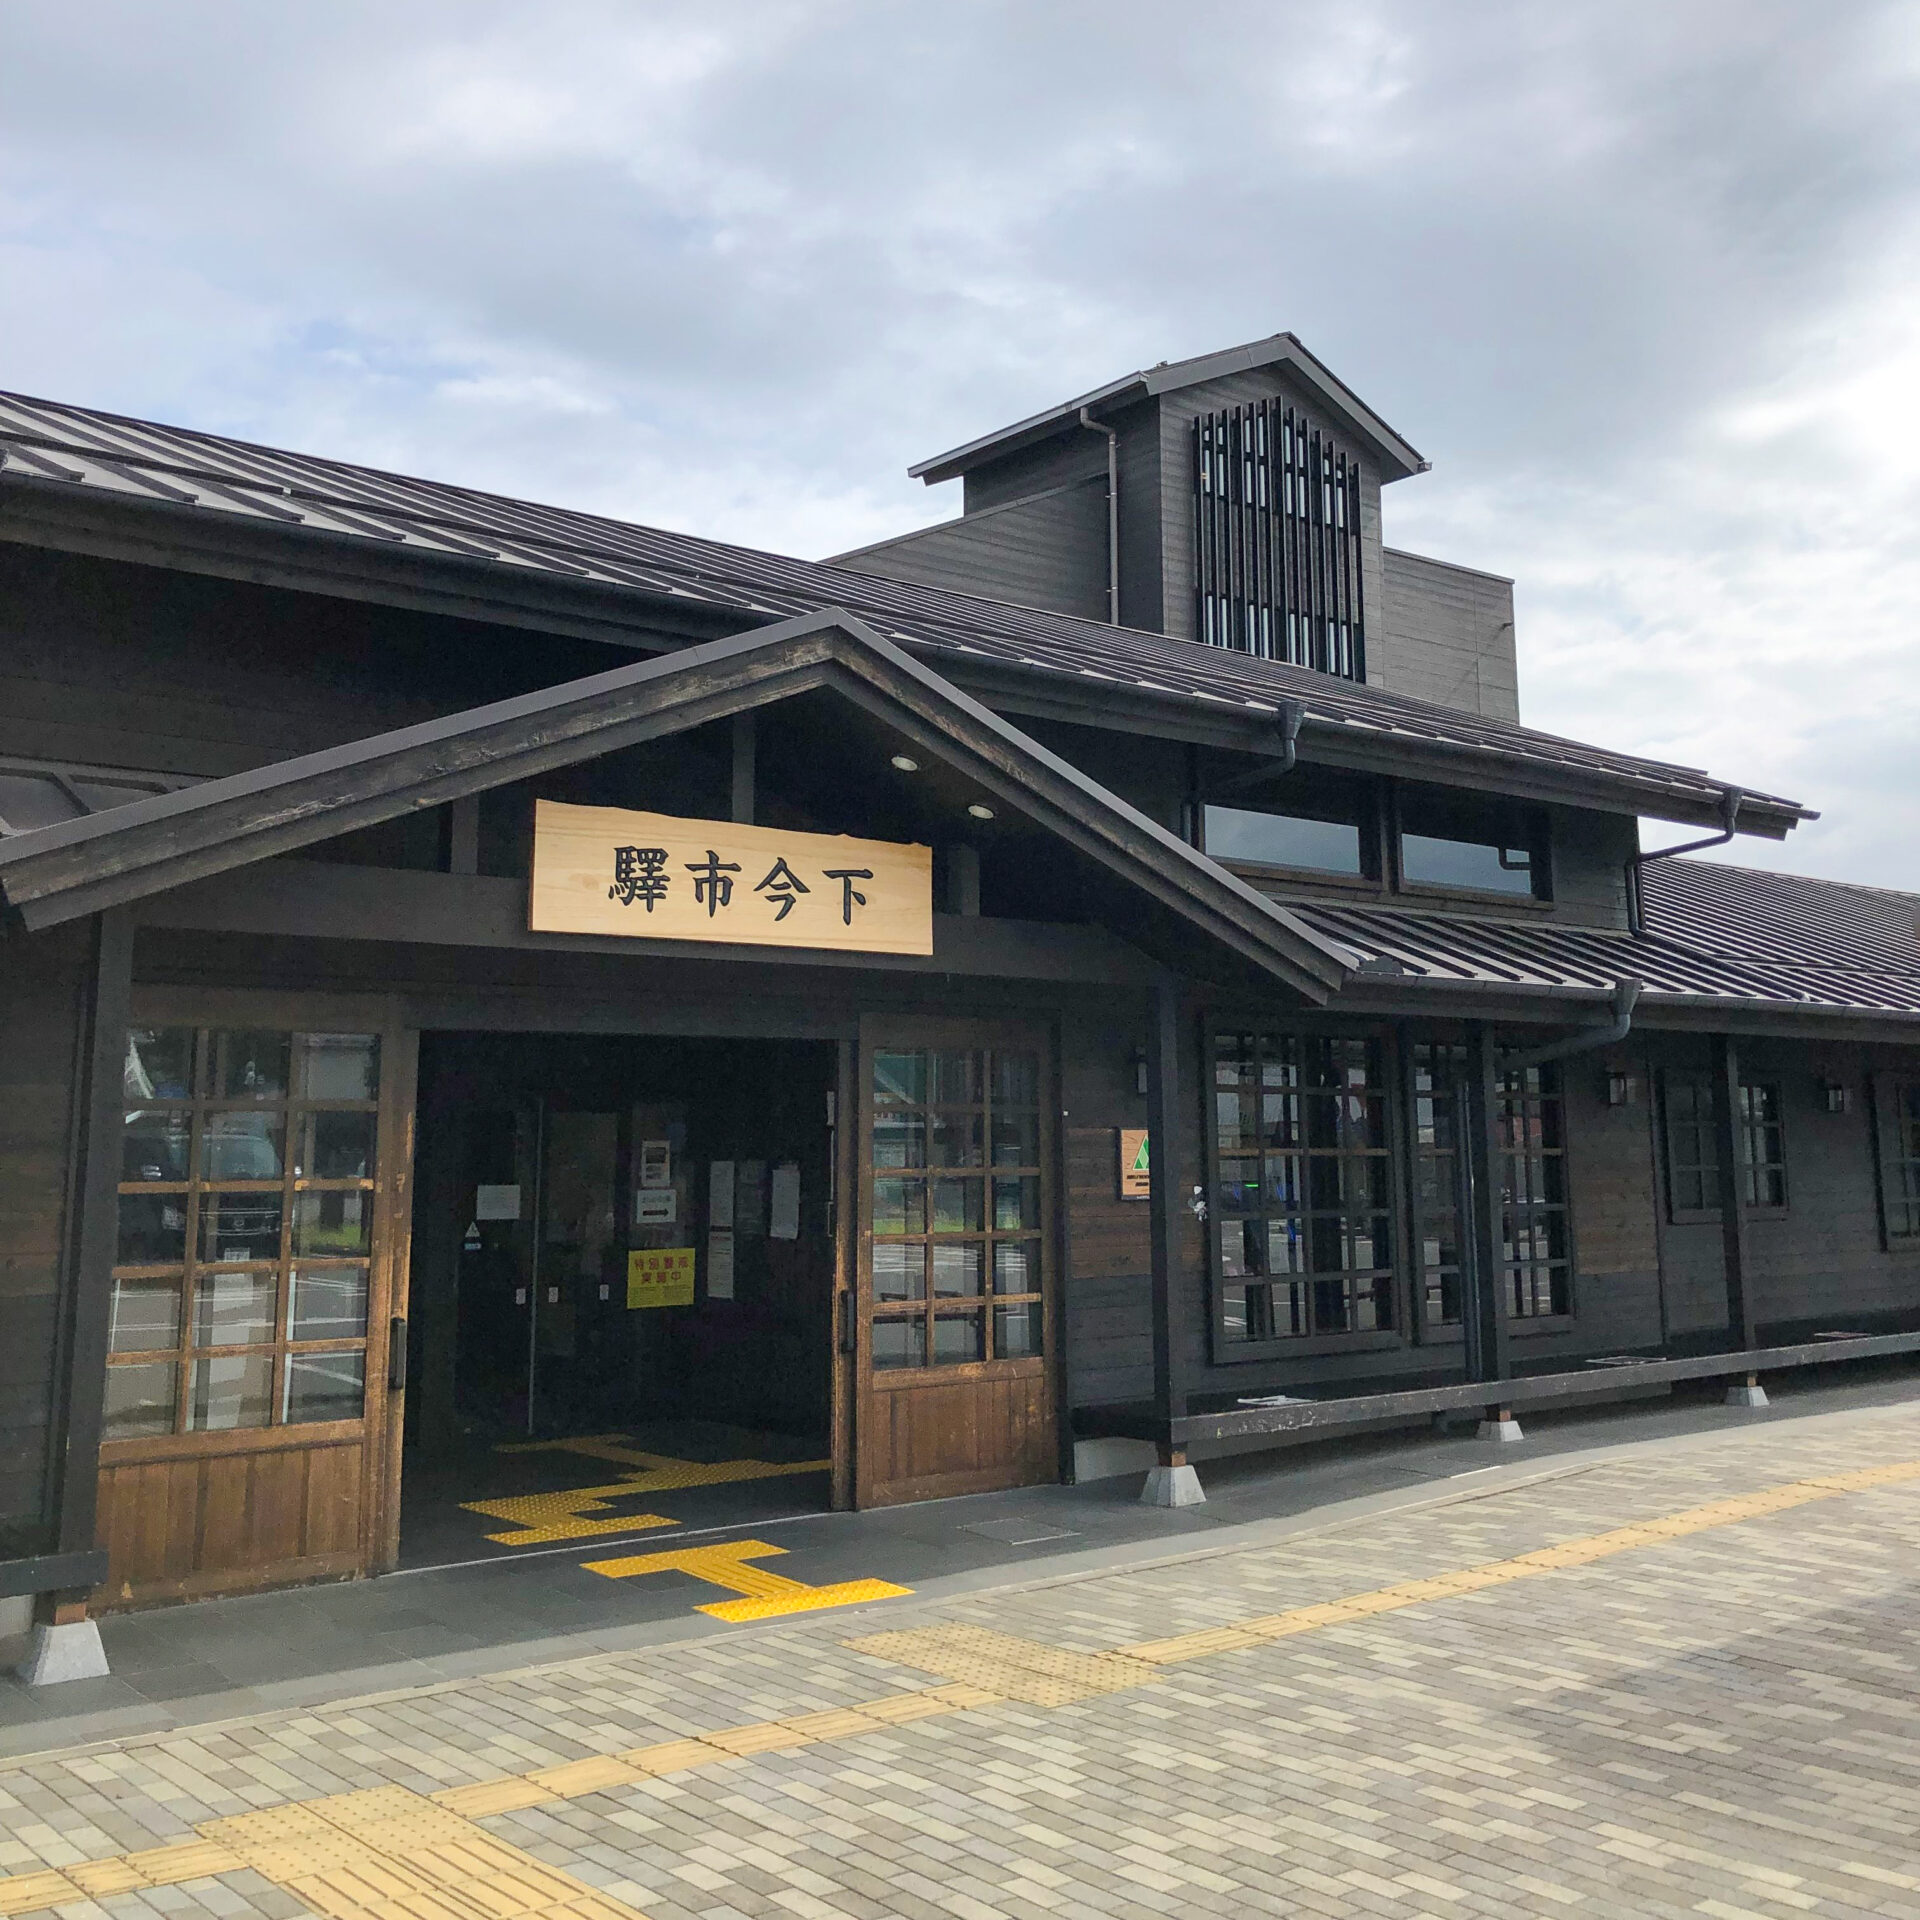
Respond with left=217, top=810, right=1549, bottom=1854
left=579, top=1537, right=912, bottom=1618
left=464, top=1443, right=832, bottom=1546
left=846, top=1622, right=1159, bottom=1705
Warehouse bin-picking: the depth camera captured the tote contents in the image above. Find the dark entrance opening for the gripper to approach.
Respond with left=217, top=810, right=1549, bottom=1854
left=400, top=1032, right=838, bottom=1568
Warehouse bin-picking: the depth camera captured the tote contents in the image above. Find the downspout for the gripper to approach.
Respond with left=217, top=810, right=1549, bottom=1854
left=1205, top=700, right=1307, bottom=798
left=1626, top=785, right=1742, bottom=935
left=1503, top=978, right=1642, bottom=1075
left=1078, top=407, right=1120, bottom=623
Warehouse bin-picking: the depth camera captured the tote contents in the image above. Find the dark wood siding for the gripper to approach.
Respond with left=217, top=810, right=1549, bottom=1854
left=833, top=477, right=1108, bottom=620
left=1377, top=550, right=1519, bottom=721
left=0, top=919, right=89, bottom=1549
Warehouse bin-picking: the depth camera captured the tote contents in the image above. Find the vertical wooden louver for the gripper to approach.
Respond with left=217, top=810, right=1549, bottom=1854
left=1192, top=399, right=1366, bottom=680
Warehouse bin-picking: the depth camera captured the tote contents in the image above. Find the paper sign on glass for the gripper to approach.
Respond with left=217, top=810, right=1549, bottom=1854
left=706, top=1228, right=735, bottom=1300
left=475, top=1184, right=521, bottom=1221
left=627, top=1246, right=695, bottom=1309
left=709, top=1160, right=736, bottom=1229
left=770, top=1161, right=800, bottom=1241
left=634, top=1188, right=677, bottom=1226
left=530, top=800, right=933, bottom=955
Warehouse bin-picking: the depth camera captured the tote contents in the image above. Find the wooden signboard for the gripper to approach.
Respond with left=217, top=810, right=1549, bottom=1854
left=1118, top=1128, right=1151, bottom=1199
left=530, top=800, right=934, bottom=955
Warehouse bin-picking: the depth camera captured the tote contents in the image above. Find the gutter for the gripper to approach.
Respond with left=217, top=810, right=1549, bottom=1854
left=1077, top=407, right=1120, bottom=621
left=1502, top=977, right=1642, bottom=1073
left=1626, top=785, right=1743, bottom=933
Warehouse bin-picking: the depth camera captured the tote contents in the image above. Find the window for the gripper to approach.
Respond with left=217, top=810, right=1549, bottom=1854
left=1663, top=1075, right=1787, bottom=1219
left=1211, top=1031, right=1394, bottom=1346
left=1878, top=1079, right=1920, bottom=1241
left=1498, top=1064, right=1570, bottom=1318
left=869, top=1047, right=1044, bottom=1369
left=1739, top=1082, right=1788, bottom=1211
left=1398, top=789, right=1548, bottom=900
left=1203, top=803, right=1364, bottom=878
left=0, top=756, right=194, bottom=836
left=1192, top=398, right=1366, bottom=680
left=1411, top=1041, right=1467, bottom=1328
left=105, top=1027, right=380, bottom=1442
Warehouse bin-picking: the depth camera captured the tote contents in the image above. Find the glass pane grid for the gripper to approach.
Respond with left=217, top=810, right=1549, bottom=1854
left=106, top=1026, right=380, bottom=1440
left=1215, top=1031, right=1395, bottom=1344
left=1498, top=1064, right=1570, bottom=1319
left=869, top=1046, right=1043, bottom=1371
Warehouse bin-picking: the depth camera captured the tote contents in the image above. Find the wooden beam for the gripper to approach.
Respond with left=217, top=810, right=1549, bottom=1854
left=47, top=906, right=134, bottom=1604
left=1712, top=1032, right=1756, bottom=1348
left=1145, top=974, right=1187, bottom=1426
left=1460, top=1023, right=1512, bottom=1391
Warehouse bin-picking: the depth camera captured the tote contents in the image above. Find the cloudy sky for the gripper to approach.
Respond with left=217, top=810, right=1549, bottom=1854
left=4, top=2, right=1917, bottom=883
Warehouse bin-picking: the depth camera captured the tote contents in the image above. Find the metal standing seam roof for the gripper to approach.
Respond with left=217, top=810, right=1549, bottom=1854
left=0, top=387, right=1809, bottom=833
left=1291, top=860, right=1920, bottom=1017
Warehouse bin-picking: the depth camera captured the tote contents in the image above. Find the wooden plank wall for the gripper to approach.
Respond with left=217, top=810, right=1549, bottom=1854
left=1375, top=550, right=1520, bottom=722
left=0, top=919, right=88, bottom=1551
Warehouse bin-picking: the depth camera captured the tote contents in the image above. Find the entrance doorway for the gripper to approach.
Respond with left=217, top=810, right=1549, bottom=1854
left=402, top=1033, right=840, bottom=1567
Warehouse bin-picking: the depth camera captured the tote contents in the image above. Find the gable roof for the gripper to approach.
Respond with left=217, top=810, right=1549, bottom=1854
left=0, top=385, right=1808, bottom=837
left=0, top=609, right=1351, bottom=999
left=907, top=333, right=1429, bottom=484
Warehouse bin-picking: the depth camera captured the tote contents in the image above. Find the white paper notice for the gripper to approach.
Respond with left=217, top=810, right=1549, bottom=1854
left=706, top=1227, right=735, bottom=1300
left=737, top=1160, right=767, bottom=1237
left=770, top=1162, right=800, bottom=1240
left=475, top=1184, right=521, bottom=1221
left=633, top=1187, right=677, bottom=1226
left=709, top=1161, right=736, bottom=1229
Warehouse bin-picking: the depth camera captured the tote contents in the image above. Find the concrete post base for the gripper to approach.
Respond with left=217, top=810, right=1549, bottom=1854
left=1725, top=1381, right=1770, bottom=1409
left=1477, top=1415, right=1526, bottom=1444
left=1140, top=1463, right=1207, bottom=1508
left=17, top=1619, right=110, bottom=1686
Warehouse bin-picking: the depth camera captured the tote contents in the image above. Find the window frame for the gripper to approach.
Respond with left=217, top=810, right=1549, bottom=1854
left=1390, top=783, right=1554, bottom=907
left=1496, top=1061, right=1576, bottom=1326
left=1738, top=1080, right=1789, bottom=1217
left=1204, top=1021, right=1407, bottom=1364
left=1660, top=1070, right=1790, bottom=1224
left=1871, top=1074, right=1920, bottom=1248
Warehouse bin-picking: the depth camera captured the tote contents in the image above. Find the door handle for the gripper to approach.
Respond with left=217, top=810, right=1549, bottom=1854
left=389, top=1317, right=408, bottom=1390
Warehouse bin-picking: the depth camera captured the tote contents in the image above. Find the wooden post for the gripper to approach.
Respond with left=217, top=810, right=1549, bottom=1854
left=46, top=908, right=134, bottom=1617
left=730, top=712, right=756, bottom=826
left=1145, top=974, right=1186, bottom=1431
left=1712, top=1033, right=1756, bottom=1350
left=1461, top=1024, right=1517, bottom=1437
left=943, top=845, right=981, bottom=918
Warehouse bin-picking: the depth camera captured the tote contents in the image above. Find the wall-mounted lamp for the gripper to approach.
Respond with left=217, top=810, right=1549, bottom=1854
left=967, top=803, right=995, bottom=821
left=1823, top=1080, right=1852, bottom=1115
left=1606, top=1071, right=1638, bottom=1108
left=889, top=754, right=920, bottom=773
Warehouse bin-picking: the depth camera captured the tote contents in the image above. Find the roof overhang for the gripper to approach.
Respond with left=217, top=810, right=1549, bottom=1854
left=0, top=609, right=1352, bottom=1000
left=910, top=333, right=1429, bottom=485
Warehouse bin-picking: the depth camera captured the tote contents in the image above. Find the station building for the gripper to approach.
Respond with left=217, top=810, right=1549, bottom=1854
left=1, top=334, right=1916, bottom=1663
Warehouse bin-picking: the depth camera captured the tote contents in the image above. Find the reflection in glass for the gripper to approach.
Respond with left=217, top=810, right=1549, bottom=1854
left=1204, top=804, right=1363, bottom=875
left=871, top=1243, right=924, bottom=1301
left=931, top=1051, right=979, bottom=1104
left=103, top=1361, right=177, bottom=1439
left=991, top=1051, right=1038, bottom=1106
left=293, top=1189, right=370, bottom=1257
left=199, top=1111, right=284, bottom=1181
left=931, top=1178, right=982, bottom=1234
left=209, top=1030, right=290, bottom=1101
left=929, top=1111, right=984, bottom=1167
left=993, top=1176, right=1039, bottom=1231
left=992, top=1241, right=1038, bottom=1295
left=118, top=1190, right=187, bottom=1265
left=871, top=1316, right=925, bottom=1370
left=994, top=1302, right=1043, bottom=1358
left=109, top=1276, right=181, bottom=1353
left=284, top=1351, right=365, bottom=1425
left=195, top=1268, right=277, bottom=1347
left=288, top=1266, right=370, bottom=1341
left=931, top=1244, right=983, bottom=1297
left=189, top=1351, right=274, bottom=1431
left=302, top=1109, right=376, bottom=1180
left=990, top=1108, right=1038, bottom=1167
left=124, top=1028, right=193, bottom=1102
left=872, top=1177, right=925, bottom=1236
left=872, top=1109, right=925, bottom=1171
left=933, top=1312, right=984, bottom=1364
left=298, top=1032, right=380, bottom=1102
left=122, top=1109, right=190, bottom=1181
left=199, top=1190, right=284, bottom=1263
left=1401, top=833, right=1533, bottom=896
left=872, top=1050, right=925, bottom=1104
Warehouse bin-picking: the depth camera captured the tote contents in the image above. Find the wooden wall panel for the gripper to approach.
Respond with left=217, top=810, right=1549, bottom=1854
left=94, top=1442, right=366, bottom=1607
left=863, top=1372, right=1052, bottom=1507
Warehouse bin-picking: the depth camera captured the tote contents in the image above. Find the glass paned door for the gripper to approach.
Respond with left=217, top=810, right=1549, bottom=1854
left=857, top=1022, right=1057, bottom=1507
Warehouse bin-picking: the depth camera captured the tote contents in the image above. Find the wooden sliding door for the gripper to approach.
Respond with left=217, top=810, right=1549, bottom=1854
left=94, top=992, right=415, bottom=1608
left=855, top=1018, right=1059, bottom=1506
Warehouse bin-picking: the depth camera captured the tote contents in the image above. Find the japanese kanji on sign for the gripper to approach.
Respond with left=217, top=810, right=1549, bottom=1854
left=529, top=800, right=935, bottom=955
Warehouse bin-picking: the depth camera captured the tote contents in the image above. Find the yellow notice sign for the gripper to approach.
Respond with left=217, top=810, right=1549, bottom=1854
left=627, top=1247, right=696, bottom=1309
left=1119, top=1128, right=1151, bottom=1200
left=530, top=800, right=933, bottom=955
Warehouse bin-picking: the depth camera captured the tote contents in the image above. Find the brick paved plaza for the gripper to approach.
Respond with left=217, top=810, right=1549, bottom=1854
left=3, top=1396, right=1919, bottom=1920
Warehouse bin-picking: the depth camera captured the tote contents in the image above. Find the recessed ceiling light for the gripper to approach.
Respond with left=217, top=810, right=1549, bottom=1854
left=890, top=754, right=920, bottom=772
left=967, top=803, right=994, bottom=820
